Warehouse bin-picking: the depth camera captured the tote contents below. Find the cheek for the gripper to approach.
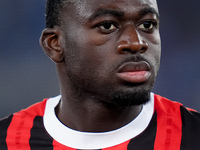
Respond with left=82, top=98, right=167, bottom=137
left=144, top=30, right=161, bottom=45
left=151, top=46, right=161, bottom=75
left=146, top=32, right=161, bottom=63
left=145, top=40, right=161, bottom=74
left=64, top=38, right=106, bottom=76
left=87, top=30, right=112, bottom=46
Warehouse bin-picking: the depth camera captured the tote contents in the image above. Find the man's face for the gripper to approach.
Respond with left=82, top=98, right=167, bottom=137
left=59, top=0, right=161, bottom=106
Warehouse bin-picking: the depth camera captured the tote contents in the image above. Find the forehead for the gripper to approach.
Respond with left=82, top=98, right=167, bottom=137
left=63, top=0, right=158, bottom=19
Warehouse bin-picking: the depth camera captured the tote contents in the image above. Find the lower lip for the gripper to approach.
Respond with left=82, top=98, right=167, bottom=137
left=117, top=71, right=151, bottom=83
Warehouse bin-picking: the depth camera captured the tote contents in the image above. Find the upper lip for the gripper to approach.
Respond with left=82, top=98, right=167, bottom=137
left=117, top=61, right=150, bottom=73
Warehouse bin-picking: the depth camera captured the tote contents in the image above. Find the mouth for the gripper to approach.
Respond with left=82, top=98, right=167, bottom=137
left=116, top=61, right=151, bottom=83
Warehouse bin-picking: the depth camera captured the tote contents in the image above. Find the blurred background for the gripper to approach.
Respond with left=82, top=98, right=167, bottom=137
left=0, top=0, right=200, bottom=118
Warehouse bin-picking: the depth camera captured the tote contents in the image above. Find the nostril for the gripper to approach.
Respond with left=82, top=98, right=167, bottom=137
left=121, top=48, right=134, bottom=54
left=139, top=41, right=148, bottom=53
left=139, top=47, right=148, bottom=53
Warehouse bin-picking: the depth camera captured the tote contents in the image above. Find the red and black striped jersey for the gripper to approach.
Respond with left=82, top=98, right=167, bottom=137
left=0, top=93, right=200, bottom=150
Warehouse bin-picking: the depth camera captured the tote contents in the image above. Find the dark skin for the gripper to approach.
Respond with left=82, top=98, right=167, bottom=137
left=40, top=0, right=161, bottom=132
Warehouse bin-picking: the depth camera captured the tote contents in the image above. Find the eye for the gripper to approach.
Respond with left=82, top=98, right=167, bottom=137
left=138, top=21, right=157, bottom=32
left=97, top=21, right=118, bottom=34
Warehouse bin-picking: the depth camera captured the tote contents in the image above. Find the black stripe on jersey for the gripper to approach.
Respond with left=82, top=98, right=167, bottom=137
left=0, top=114, right=13, bottom=150
left=30, top=116, right=54, bottom=150
left=127, top=111, right=157, bottom=150
left=180, top=106, right=200, bottom=150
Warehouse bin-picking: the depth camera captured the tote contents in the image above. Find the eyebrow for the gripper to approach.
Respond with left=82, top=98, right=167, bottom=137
left=89, top=9, right=124, bottom=22
left=139, top=7, right=159, bottom=19
left=89, top=6, right=159, bottom=22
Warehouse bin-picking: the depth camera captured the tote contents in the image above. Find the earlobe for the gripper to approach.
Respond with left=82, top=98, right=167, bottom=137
left=40, top=27, right=64, bottom=63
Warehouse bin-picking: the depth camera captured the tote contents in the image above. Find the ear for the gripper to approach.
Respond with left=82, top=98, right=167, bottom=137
left=40, top=27, right=64, bottom=63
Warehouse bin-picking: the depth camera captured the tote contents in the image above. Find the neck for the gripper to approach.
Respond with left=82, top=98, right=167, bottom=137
left=56, top=91, right=142, bottom=132
left=56, top=63, right=143, bottom=132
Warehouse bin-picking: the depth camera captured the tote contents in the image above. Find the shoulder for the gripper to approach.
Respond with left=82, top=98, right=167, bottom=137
left=154, top=94, right=200, bottom=133
left=0, top=98, right=49, bottom=130
left=0, top=98, right=52, bottom=148
left=154, top=94, right=183, bottom=109
left=154, top=94, right=200, bottom=117
left=153, top=94, right=200, bottom=148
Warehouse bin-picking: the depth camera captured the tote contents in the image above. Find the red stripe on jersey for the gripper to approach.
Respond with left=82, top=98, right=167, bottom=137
left=6, top=99, right=48, bottom=149
left=24, top=98, right=48, bottom=116
left=102, top=140, right=130, bottom=150
left=186, top=107, right=197, bottom=112
left=6, top=111, right=35, bottom=149
left=154, top=94, right=182, bottom=150
left=53, top=140, right=77, bottom=150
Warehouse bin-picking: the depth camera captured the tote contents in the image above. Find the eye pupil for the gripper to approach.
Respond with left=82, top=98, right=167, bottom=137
left=103, top=23, right=112, bottom=29
left=143, top=22, right=151, bottom=28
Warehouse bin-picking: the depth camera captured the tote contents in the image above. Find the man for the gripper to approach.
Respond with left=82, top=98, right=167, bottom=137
left=0, top=0, right=200, bottom=149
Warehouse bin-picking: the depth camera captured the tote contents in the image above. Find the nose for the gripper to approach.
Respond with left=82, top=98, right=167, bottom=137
left=117, top=25, right=148, bottom=54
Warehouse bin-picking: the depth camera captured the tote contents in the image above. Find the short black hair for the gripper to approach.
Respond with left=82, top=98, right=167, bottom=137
left=45, top=0, right=66, bottom=28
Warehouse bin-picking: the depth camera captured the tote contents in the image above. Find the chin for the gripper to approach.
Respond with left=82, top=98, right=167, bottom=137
left=108, top=83, right=152, bottom=107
